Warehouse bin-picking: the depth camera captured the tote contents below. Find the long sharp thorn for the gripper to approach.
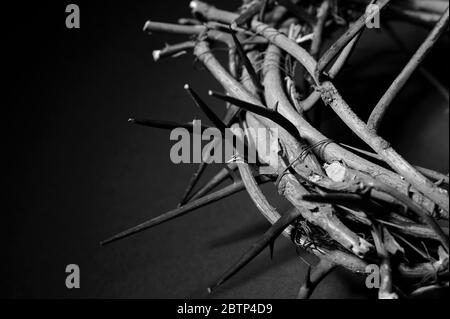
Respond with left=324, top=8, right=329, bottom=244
left=129, top=118, right=211, bottom=133
left=180, top=85, right=228, bottom=202
left=208, top=209, right=302, bottom=292
left=178, top=161, right=207, bottom=207
left=101, top=178, right=269, bottom=246
left=209, top=91, right=301, bottom=140
left=229, top=26, right=264, bottom=94
left=269, top=239, right=275, bottom=260
left=185, top=84, right=227, bottom=132
left=188, top=163, right=238, bottom=202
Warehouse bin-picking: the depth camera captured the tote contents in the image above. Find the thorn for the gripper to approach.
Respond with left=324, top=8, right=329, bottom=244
left=128, top=118, right=211, bottom=133
left=269, top=239, right=275, bottom=260
left=209, top=208, right=302, bottom=291
left=185, top=84, right=227, bottom=132
left=229, top=26, right=264, bottom=95
left=209, top=91, right=301, bottom=140
left=188, top=164, right=238, bottom=202
left=101, top=176, right=270, bottom=246
left=178, top=162, right=207, bottom=207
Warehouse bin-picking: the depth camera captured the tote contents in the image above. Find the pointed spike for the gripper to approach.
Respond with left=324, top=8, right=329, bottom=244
left=129, top=117, right=211, bottom=133
left=269, top=239, right=275, bottom=260
left=101, top=176, right=271, bottom=246
left=100, top=180, right=251, bottom=246
left=188, top=163, right=238, bottom=202
left=209, top=91, right=301, bottom=140
left=229, top=26, right=264, bottom=94
left=178, top=161, right=207, bottom=207
left=185, top=84, right=227, bottom=132
left=209, top=208, right=302, bottom=291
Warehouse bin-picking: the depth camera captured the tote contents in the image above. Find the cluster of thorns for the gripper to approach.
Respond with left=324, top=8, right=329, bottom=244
left=101, top=0, right=449, bottom=299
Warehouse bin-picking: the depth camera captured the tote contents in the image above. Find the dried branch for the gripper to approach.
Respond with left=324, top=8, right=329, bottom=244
left=367, top=8, right=449, bottom=131
left=310, top=0, right=331, bottom=59
left=320, top=81, right=449, bottom=214
left=383, top=22, right=449, bottom=103
left=315, top=0, right=392, bottom=79
left=372, top=224, right=398, bottom=299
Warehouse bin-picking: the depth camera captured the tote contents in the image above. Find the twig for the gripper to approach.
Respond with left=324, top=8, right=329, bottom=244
left=372, top=224, right=398, bottom=299
left=388, top=5, right=442, bottom=27
left=367, top=8, right=449, bottom=131
left=152, top=41, right=196, bottom=61
left=340, top=143, right=449, bottom=184
left=315, top=0, right=392, bottom=80
left=383, top=22, right=449, bottom=104
left=310, top=0, right=331, bottom=59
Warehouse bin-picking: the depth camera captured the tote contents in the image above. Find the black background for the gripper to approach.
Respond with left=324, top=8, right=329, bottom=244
left=3, top=1, right=448, bottom=298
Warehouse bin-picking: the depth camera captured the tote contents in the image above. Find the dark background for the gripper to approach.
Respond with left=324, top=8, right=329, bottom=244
left=3, top=1, right=448, bottom=298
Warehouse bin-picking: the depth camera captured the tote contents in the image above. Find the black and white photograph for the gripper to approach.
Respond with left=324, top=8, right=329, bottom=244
left=3, top=0, right=449, bottom=304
